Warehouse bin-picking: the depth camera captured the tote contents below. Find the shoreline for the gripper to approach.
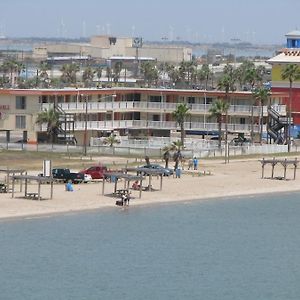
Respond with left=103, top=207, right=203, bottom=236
left=1, top=188, right=300, bottom=223
left=1, top=157, right=300, bottom=222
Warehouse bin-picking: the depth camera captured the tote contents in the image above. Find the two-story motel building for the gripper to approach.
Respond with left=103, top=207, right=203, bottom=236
left=0, top=87, right=286, bottom=144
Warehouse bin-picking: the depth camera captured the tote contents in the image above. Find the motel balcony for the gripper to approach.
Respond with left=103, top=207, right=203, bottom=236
left=41, top=102, right=287, bottom=117
left=40, top=120, right=262, bottom=134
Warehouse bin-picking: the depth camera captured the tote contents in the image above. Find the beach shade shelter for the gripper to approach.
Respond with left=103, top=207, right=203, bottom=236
left=124, top=167, right=165, bottom=191
left=11, top=175, right=54, bottom=200
left=260, top=157, right=298, bottom=180
left=102, top=172, right=144, bottom=198
left=0, top=168, right=26, bottom=192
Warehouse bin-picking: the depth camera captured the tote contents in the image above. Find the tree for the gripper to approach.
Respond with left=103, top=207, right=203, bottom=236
left=162, top=145, right=171, bottom=168
left=60, top=63, right=80, bottom=85
left=113, top=62, right=123, bottom=85
left=172, top=103, right=190, bottom=147
left=106, top=66, right=112, bottom=85
left=178, top=60, right=197, bottom=88
left=103, top=134, right=120, bottom=147
left=217, top=70, right=235, bottom=146
left=95, top=66, right=103, bottom=87
left=36, top=108, right=60, bottom=143
left=38, top=62, right=51, bottom=88
left=166, top=64, right=180, bottom=87
left=140, top=62, right=159, bottom=87
left=1, top=59, right=24, bottom=87
left=200, top=64, right=212, bottom=90
left=169, top=140, right=183, bottom=170
left=281, top=64, right=300, bottom=152
left=252, top=87, right=270, bottom=143
left=209, top=99, right=230, bottom=148
left=82, top=66, right=95, bottom=87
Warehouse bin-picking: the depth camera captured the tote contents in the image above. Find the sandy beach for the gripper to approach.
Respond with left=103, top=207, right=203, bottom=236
left=1, top=156, right=300, bottom=220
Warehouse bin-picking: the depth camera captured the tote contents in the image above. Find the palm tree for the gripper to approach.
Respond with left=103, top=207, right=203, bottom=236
left=281, top=64, right=300, bottom=152
left=166, top=64, right=180, bottom=87
left=95, top=66, right=103, bottom=87
left=209, top=99, right=230, bottom=148
left=172, top=103, right=190, bottom=147
left=162, top=145, right=171, bottom=168
left=201, top=64, right=212, bottom=90
left=60, top=63, right=80, bottom=86
left=169, top=140, right=183, bottom=170
left=2, top=59, right=24, bottom=87
left=82, top=66, right=95, bottom=87
left=217, top=71, right=235, bottom=145
left=36, top=108, right=60, bottom=143
left=252, top=87, right=270, bottom=143
left=38, top=62, right=51, bottom=88
left=113, top=62, right=123, bottom=85
left=140, top=61, right=159, bottom=87
left=106, top=66, right=112, bottom=85
left=103, top=134, right=120, bottom=147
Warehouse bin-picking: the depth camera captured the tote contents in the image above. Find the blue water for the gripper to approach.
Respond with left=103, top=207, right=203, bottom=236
left=1, top=193, right=300, bottom=300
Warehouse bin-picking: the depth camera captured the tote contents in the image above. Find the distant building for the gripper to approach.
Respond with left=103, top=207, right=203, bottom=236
left=267, top=30, right=300, bottom=125
left=33, top=35, right=192, bottom=64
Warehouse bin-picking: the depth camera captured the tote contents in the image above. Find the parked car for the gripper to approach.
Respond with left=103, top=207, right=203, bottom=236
left=230, top=137, right=251, bottom=146
left=79, top=165, right=107, bottom=179
left=52, top=168, right=84, bottom=183
left=141, top=164, right=174, bottom=176
left=83, top=173, right=93, bottom=183
left=210, top=136, right=220, bottom=141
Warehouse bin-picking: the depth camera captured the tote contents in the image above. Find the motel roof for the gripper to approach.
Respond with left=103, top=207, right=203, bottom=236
left=0, top=87, right=287, bottom=99
left=267, top=49, right=300, bottom=64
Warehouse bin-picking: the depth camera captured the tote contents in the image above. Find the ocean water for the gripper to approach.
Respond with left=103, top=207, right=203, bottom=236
left=0, top=193, right=300, bottom=300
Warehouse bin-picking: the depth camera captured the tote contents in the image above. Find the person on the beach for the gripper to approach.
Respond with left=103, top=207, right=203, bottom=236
left=193, top=157, right=198, bottom=170
left=132, top=180, right=140, bottom=190
left=188, top=159, right=193, bottom=170
left=175, top=166, right=182, bottom=178
left=122, top=192, right=130, bottom=206
left=65, top=180, right=74, bottom=192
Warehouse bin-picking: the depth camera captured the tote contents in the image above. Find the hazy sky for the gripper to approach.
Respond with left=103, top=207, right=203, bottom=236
left=0, top=0, right=299, bottom=44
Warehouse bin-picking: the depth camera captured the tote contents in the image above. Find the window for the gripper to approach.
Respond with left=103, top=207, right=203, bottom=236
left=188, top=97, right=195, bottom=104
left=149, top=96, right=161, bottom=102
left=16, top=115, right=26, bottom=129
left=152, top=115, right=160, bottom=121
left=16, top=96, right=26, bottom=109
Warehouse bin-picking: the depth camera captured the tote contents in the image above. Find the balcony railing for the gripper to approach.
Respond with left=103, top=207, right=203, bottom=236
left=40, top=120, right=261, bottom=133
left=41, top=102, right=287, bottom=116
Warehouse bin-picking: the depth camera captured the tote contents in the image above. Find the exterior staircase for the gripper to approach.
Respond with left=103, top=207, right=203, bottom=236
left=267, top=106, right=291, bottom=144
left=54, top=104, right=76, bottom=144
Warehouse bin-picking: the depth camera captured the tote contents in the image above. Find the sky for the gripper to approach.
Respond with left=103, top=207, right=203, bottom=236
left=0, top=0, right=300, bottom=44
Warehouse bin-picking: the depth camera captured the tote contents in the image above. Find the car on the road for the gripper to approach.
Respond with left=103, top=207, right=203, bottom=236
left=141, top=164, right=174, bottom=176
left=79, top=165, right=107, bottom=179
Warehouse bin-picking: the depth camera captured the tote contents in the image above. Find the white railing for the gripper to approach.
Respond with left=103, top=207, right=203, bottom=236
left=41, top=120, right=262, bottom=133
left=41, top=102, right=286, bottom=116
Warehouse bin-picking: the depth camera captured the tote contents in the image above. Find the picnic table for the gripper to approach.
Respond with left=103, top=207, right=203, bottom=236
left=114, top=189, right=129, bottom=197
left=0, top=183, right=7, bottom=193
left=25, top=192, right=39, bottom=200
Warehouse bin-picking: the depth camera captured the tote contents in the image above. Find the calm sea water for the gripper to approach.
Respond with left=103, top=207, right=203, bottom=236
left=0, top=192, right=300, bottom=300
